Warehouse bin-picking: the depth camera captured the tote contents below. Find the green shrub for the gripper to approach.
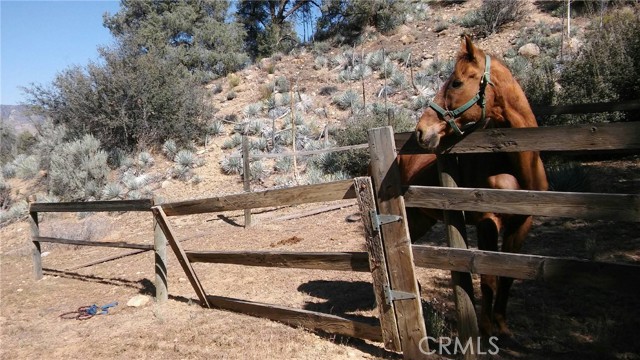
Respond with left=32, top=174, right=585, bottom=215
left=14, top=154, right=40, bottom=180
left=459, top=0, right=527, bottom=35
left=244, top=103, right=263, bottom=118
left=228, top=74, right=241, bottom=88
left=555, top=6, right=640, bottom=124
left=49, top=134, right=109, bottom=201
left=0, top=200, right=28, bottom=226
left=208, top=121, right=226, bottom=137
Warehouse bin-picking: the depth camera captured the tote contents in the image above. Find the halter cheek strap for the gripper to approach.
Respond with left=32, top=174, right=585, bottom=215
left=427, top=54, right=494, bottom=136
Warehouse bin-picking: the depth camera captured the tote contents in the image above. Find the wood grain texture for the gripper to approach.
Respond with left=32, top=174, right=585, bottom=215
left=30, top=211, right=42, bottom=280
left=242, top=135, right=252, bottom=227
left=154, top=212, right=168, bottom=303
left=151, top=206, right=210, bottom=308
left=160, top=180, right=356, bottom=216
left=396, top=122, right=640, bottom=154
left=404, top=186, right=640, bottom=222
left=205, top=295, right=383, bottom=342
left=412, top=245, right=640, bottom=290
left=186, top=250, right=370, bottom=272
left=29, top=199, right=153, bottom=213
left=34, top=236, right=154, bottom=250
left=368, top=126, right=428, bottom=358
left=354, top=176, right=401, bottom=351
left=436, top=155, right=479, bottom=357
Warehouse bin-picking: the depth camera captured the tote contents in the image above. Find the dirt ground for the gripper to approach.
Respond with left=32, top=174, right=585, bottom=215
left=2, top=155, right=639, bottom=360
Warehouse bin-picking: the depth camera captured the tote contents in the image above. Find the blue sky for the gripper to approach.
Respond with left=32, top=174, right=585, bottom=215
left=1, top=0, right=120, bottom=105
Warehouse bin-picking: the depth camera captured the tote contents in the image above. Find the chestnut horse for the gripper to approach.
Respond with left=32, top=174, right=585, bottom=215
left=403, top=35, right=548, bottom=337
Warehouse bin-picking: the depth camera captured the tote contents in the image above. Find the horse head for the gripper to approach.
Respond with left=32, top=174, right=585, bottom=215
left=416, top=35, right=527, bottom=152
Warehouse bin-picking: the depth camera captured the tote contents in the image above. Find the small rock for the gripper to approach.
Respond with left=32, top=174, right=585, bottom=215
left=161, top=180, right=171, bottom=189
left=127, top=295, right=150, bottom=308
left=518, top=43, right=541, bottom=58
left=41, top=251, right=50, bottom=257
left=17, top=288, right=23, bottom=292
left=400, top=34, right=416, bottom=45
left=178, top=277, right=187, bottom=283
left=196, top=149, right=206, bottom=155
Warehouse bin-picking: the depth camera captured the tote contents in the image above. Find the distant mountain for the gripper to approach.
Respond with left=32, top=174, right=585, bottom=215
left=0, top=105, right=45, bottom=134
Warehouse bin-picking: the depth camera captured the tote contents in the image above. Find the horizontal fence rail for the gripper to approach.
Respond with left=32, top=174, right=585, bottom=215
left=204, top=294, right=383, bottom=342
left=185, top=250, right=370, bottom=272
left=30, top=199, right=153, bottom=213
left=396, top=122, right=640, bottom=154
left=160, top=180, right=356, bottom=216
left=403, top=186, right=640, bottom=222
left=412, top=245, right=640, bottom=290
left=35, top=236, right=154, bottom=250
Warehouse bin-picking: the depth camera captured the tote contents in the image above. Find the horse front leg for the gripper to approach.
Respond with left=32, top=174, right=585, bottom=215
left=493, top=214, right=532, bottom=338
left=476, top=212, right=501, bottom=337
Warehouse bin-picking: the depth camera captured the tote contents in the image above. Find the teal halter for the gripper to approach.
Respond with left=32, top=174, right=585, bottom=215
left=427, top=54, right=494, bottom=136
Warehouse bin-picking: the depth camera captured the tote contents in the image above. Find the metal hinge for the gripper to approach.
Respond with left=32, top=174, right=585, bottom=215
left=369, top=210, right=402, bottom=233
left=384, top=285, right=417, bottom=305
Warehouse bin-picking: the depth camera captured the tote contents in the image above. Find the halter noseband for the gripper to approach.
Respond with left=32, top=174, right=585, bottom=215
left=427, top=54, right=494, bottom=136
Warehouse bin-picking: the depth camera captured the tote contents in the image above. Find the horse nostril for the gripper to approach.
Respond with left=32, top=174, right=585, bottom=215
left=416, top=129, right=423, bottom=143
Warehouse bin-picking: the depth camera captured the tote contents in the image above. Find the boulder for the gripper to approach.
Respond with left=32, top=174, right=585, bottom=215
left=518, top=43, right=541, bottom=58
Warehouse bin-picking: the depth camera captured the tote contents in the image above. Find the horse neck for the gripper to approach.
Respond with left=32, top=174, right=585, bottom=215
left=489, top=60, right=539, bottom=129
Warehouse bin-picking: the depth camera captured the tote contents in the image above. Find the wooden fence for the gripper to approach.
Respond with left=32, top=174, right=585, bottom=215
left=28, top=199, right=169, bottom=302
left=27, top=101, right=640, bottom=359
left=364, top=119, right=639, bottom=358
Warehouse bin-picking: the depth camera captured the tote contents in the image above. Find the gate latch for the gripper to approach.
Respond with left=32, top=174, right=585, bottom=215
left=384, top=285, right=417, bottom=305
left=369, top=210, right=402, bottom=233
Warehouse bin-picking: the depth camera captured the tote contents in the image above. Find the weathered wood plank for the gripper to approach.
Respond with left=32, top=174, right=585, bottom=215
left=242, top=135, right=252, bottom=227
left=29, top=199, right=153, bottom=213
left=205, top=295, right=383, bottom=343
left=354, top=177, right=402, bottom=351
left=154, top=203, right=168, bottom=303
left=66, top=249, right=149, bottom=271
left=30, top=211, right=42, bottom=280
left=411, top=245, right=640, bottom=290
left=368, top=126, right=428, bottom=358
left=151, top=206, right=210, bottom=308
left=186, top=250, right=370, bottom=272
left=436, top=155, right=478, bottom=358
left=34, top=236, right=154, bottom=250
left=395, top=122, right=640, bottom=154
left=160, top=180, right=356, bottom=216
left=403, top=186, right=640, bottom=222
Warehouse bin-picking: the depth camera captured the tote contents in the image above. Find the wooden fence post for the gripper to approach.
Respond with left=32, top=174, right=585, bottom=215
left=242, top=135, right=252, bottom=227
left=437, top=155, right=479, bottom=359
left=30, top=210, right=43, bottom=280
left=368, top=126, right=428, bottom=358
left=153, top=199, right=168, bottom=303
left=354, top=177, right=401, bottom=352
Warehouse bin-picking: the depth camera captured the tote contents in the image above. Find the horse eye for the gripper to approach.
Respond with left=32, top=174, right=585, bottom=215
left=451, top=79, right=463, bottom=89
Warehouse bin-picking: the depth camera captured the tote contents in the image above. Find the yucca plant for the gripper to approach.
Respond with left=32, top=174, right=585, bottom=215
left=222, top=133, right=243, bottom=149
left=174, top=150, right=197, bottom=168
left=137, top=151, right=154, bottom=168
left=102, top=182, right=125, bottom=200
left=332, top=90, right=361, bottom=111
left=243, top=103, right=263, bottom=118
left=209, top=121, right=226, bottom=136
left=249, top=160, right=268, bottom=181
left=2, top=163, right=17, bottom=179
left=162, top=140, right=178, bottom=160
left=221, top=156, right=242, bottom=175
left=274, top=156, right=293, bottom=173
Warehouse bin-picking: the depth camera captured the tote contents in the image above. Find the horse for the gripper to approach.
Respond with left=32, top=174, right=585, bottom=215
left=404, top=34, right=548, bottom=338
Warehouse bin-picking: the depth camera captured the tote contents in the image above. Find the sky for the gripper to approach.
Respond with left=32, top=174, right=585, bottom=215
left=1, top=0, right=120, bottom=105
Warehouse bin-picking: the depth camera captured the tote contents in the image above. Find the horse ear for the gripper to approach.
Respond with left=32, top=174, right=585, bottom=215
left=460, top=34, right=478, bottom=62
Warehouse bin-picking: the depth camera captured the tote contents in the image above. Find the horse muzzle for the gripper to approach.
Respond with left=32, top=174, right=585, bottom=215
left=415, top=126, right=441, bottom=152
